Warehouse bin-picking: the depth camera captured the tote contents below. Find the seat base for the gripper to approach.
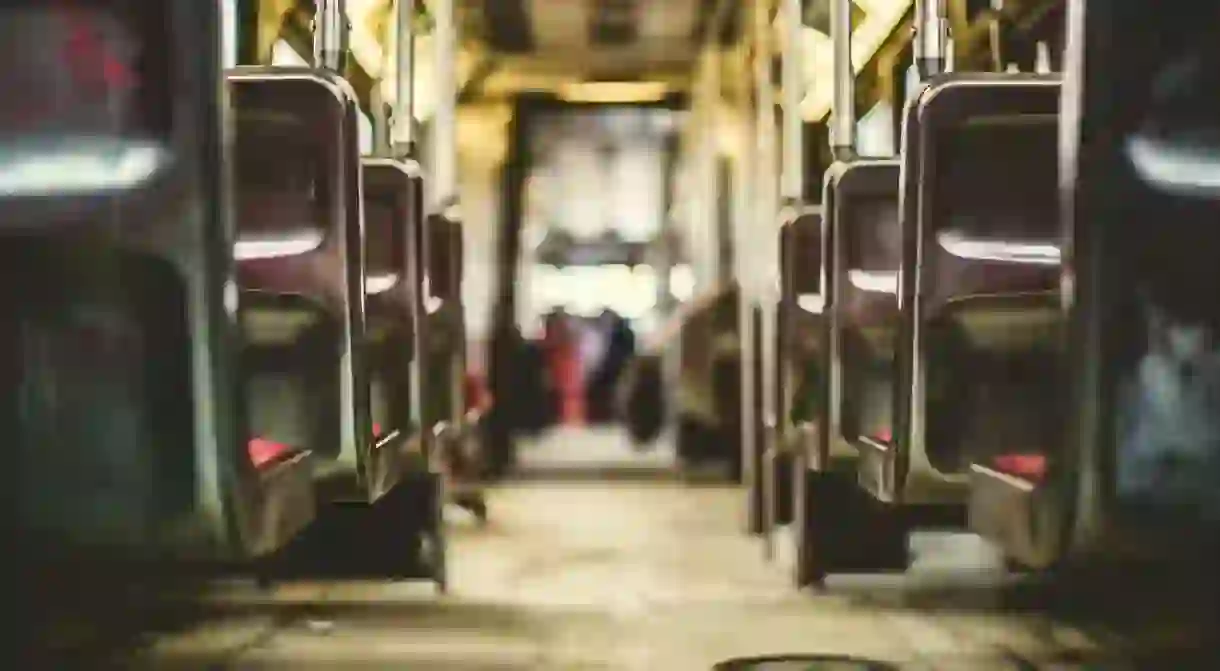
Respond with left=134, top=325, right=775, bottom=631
left=262, top=471, right=445, bottom=585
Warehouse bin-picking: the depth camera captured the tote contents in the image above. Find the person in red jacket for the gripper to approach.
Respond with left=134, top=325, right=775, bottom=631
left=543, top=310, right=584, bottom=425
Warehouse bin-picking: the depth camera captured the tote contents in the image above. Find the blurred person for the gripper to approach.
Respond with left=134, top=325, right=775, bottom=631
left=588, top=309, right=636, bottom=424
left=543, top=309, right=584, bottom=425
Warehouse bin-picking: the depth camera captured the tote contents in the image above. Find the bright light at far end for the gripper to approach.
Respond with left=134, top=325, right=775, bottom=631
left=669, top=265, right=695, bottom=302
left=559, top=81, right=668, bottom=104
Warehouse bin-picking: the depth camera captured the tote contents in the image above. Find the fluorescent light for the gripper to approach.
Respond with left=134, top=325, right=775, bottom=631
left=798, top=294, right=825, bottom=313
left=937, top=231, right=1060, bottom=265
left=559, top=82, right=668, bottom=104
left=366, top=272, right=399, bottom=294
left=847, top=269, right=898, bottom=294
left=0, top=140, right=167, bottom=196
left=234, top=231, right=325, bottom=260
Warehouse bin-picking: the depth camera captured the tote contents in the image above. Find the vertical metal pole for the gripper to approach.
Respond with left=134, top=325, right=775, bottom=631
left=777, top=0, right=804, bottom=567
left=831, top=0, right=855, bottom=159
left=780, top=0, right=803, bottom=202
left=432, top=0, right=465, bottom=434
left=314, top=0, right=348, bottom=72
left=371, top=86, right=391, bottom=155
left=392, top=0, right=416, bottom=157
left=433, top=0, right=458, bottom=213
left=988, top=0, right=1005, bottom=71
left=914, top=0, right=950, bottom=79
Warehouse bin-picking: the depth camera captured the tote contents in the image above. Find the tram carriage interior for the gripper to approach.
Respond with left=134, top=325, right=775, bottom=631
left=4, top=0, right=1220, bottom=666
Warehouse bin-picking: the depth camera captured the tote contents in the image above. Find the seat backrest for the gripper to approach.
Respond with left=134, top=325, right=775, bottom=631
left=915, top=76, right=1062, bottom=312
left=0, top=0, right=251, bottom=560
left=780, top=211, right=824, bottom=301
left=829, top=162, right=902, bottom=327
left=426, top=212, right=461, bottom=307
left=826, top=161, right=901, bottom=445
left=361, top=158, right=424, bottom=439
left=227, top=68, right=368, bottom=467
left=1064, top=0, right=1220, bottom=541
left=362, top=159, right=422, bottom=321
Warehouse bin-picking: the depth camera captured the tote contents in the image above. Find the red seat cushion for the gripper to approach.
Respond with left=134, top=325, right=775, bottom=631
left=248, top=437, right=294, bottom=468
left=993, top=453, right=1047, bottom=481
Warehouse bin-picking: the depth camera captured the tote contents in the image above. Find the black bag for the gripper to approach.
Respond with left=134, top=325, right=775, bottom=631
left=621, top=355, right=664, bottom=447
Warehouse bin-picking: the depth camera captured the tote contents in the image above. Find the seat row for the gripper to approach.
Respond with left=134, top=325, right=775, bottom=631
left=4, top=2, right=468, bottom=623
left=769, top=5, right=1220, bottom=586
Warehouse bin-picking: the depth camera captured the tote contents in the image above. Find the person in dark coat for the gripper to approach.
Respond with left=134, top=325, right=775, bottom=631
left=587, top=309, right=636, bottom=424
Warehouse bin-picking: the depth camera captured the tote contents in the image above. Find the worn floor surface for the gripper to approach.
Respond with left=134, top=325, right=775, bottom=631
left=134, top=431, right=1108, bottom=669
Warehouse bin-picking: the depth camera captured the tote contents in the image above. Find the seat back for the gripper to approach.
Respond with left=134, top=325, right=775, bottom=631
left=912, top=75, right=1063, bottom=476
left=827, top=162, right=901, bottom=454
left=1064, top=0, right=1220, bottom=550
left=361, top=158, right=423, bottom=449
left=228, top=68, right=370, bottom=475
left=422, top=213, right=464, bottom=430
left=779, top=210, right=825, bottom=427
left=0, top=1, right=301, bottom=570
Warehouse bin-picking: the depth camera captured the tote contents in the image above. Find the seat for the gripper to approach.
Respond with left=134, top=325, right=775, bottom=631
left=674, top=285, right=742, bottom=473
left=769, top=209, right=824, bottom=534
left=825, top=160, right=901, bottom=482
left=1059, top=0, right=1220, bottom=566
left=833, top=75, right=1061, bottom=516
left=873, top=75, right=1067, bottom=565
left=227, top=68, right=376, bottom=503
left=361, top=158, right=426, bottom=496
left=2, top=1, right=314, bottom=648
left=421, top=213, right=465, bottom=445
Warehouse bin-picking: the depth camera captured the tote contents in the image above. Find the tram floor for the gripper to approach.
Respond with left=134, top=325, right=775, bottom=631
left=128, top=476, right=1119, bottom=668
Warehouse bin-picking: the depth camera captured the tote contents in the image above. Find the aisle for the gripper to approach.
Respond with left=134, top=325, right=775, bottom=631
left=514, top=425, right=676, bottom=478
left=137, top=445, right=1103, bottom=668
